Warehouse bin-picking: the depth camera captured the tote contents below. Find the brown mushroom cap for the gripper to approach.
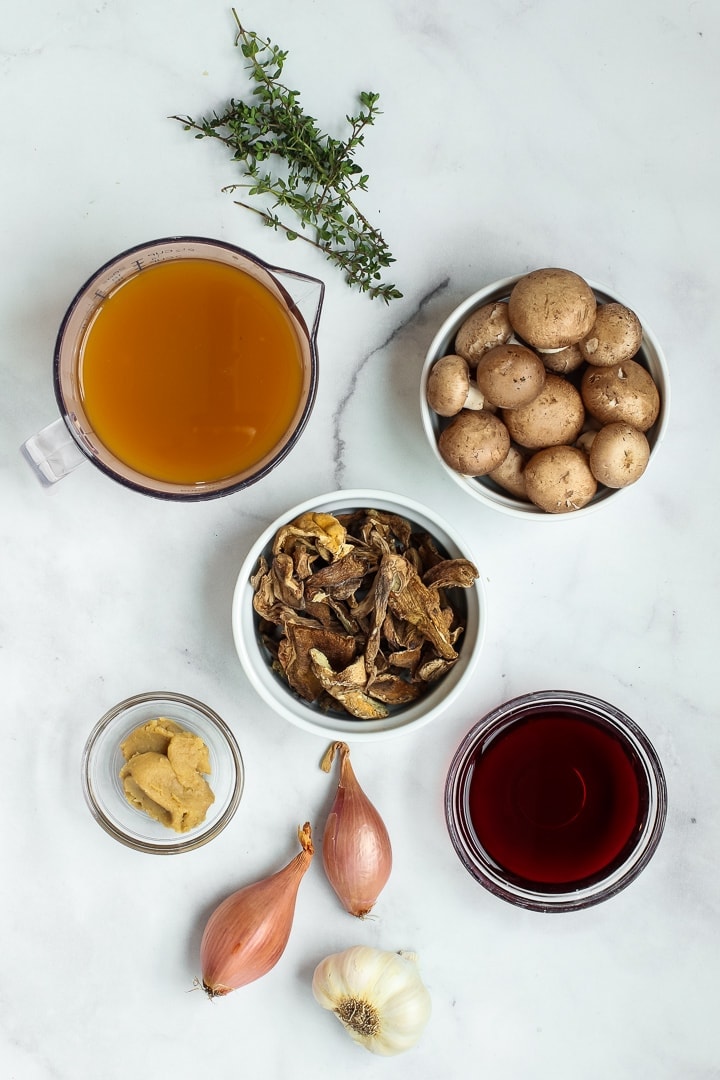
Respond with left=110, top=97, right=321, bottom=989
left=488, top=445, right=528, bottom=499
left=588, top=422, right=651, bottom=487
left=454, top=302, right=513, bottom=368
left=508, top=268, right=597, bottom=350
left=541, top=342, right=585, bottom=374
left=579, top=303, right=643, bottom=366
left=437, top=410, right=511, bottom=476
left=426, top=354, right=485, bottom=417
left=475, top=343, right=546, bottom=409
left=581, top=359, right=660, bottom=431
left=502, top=373, right=585, bottom=449
left=524, top=445, right=598, bottom=513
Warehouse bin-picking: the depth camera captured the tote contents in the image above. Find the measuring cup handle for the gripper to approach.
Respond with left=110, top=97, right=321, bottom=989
left=21, top=417, right=87, bottom=487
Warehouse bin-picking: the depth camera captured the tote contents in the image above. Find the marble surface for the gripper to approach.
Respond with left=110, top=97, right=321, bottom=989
left=2, top=1, right=719, bottom=1076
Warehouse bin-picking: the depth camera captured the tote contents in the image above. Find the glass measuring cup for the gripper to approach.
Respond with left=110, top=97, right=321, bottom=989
left=22, top=237, right=324, bottom=500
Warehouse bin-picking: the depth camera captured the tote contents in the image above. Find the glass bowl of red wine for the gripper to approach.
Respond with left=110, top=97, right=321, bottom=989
left=445, top=690, right=667, bottom=912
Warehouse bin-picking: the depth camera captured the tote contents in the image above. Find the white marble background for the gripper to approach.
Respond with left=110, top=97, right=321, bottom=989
left=2, top=1, right=719, bottom=1077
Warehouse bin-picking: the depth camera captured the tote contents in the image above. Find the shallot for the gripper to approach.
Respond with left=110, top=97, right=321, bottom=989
left=320, top=741, right=392, bottom=917
left=200, top=822, right=314, bottom=997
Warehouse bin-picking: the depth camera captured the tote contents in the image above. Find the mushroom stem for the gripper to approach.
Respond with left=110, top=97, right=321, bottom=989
left=464, top=384, right=486, bottom=410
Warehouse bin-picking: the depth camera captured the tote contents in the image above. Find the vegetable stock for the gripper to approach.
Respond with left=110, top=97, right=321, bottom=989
left=78, top=258, right=304, bottom=484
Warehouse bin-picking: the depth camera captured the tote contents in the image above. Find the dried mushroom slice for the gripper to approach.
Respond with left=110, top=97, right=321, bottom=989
left=412, top=532, right=447, bottom=571
left=366, top=673, right=421, bottom=705
left=422, top=558, right=479, bottom=591
left=250, top=555, right=270, bottom=591
left=309, top=649, right=389, bottom=720
left=304, top=598, right=344, bottom=629
left=271, top=552, right=305, bottom=608
left=337, top=509, right=413, bottom=554
left=274, top=512, right=353, bottom=561
left=381, top=610, right=424, bottom=652
left=252, top=574, right=317, bottom=629
left=305, top=550, right=378, bottom=602
left=291, top=546, right=317, bottom=580
left=385, top=555, right=459, bottom=661
left=357, top=553, right=412, bottom=675
left=387, top=645, right=423, bottom=673
left=277, top=624, right=356, bottom=701
left=251, top=563, right=282, bottom=621
left=416, top=656, right=458, bottom=683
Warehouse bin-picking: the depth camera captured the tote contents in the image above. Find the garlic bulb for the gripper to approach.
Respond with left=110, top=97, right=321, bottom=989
left=312, top=946, right=431, bottom=1055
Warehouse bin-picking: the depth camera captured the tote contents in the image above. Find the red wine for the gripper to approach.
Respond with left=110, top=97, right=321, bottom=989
left=467, top=707, right=645, bottom=887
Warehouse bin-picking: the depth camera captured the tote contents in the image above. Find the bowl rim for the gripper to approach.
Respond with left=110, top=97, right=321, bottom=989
left=231, top=487, right=486, bottom=741
left=444, top=689, right=667, bottom=911
left=420, top=274, right=671, bottom=520
left=81, top=690, right=245, bottom=854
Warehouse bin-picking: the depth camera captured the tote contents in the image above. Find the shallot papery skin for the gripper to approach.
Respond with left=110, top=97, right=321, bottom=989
left=200, top=822, right=314, bottom=997
left=321, top=742, right=392, bottom=917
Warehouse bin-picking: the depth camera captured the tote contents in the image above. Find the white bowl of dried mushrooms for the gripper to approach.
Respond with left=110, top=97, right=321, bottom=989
left=421, top=269, right=670, bottom=517
left=231, top=489, right=486, bottom=740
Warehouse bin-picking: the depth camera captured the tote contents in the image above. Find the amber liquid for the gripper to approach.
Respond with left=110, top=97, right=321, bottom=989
left=468, top=707, right=645, bottom=887
left=78, top=259, right=305, bottom=484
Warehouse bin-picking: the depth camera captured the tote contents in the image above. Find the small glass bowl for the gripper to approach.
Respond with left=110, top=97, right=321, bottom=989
left=420, top=275, right=670, bottom=519
left=82, top=691, right=244, bottom=853
left=445, top=690, right=667, bottom=911
left=232, top=489, right=487, bottom=741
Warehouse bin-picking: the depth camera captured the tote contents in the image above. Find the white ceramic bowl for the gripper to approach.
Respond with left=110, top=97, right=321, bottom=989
left=232, top=489, right=486, bottom=741
left=420, top=275, right=671, bottom=519
left=82, top=691, right=244, bottom=853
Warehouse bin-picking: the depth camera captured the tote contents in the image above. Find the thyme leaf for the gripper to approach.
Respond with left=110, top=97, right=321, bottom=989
left=171, top=11, right=402, bottom=302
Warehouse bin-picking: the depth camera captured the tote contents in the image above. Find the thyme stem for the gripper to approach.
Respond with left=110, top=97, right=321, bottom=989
left=171, top=11, right=401, bottom=302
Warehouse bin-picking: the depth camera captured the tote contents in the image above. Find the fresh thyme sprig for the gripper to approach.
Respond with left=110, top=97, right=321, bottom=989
left=172, top=11, right=401, bottom=302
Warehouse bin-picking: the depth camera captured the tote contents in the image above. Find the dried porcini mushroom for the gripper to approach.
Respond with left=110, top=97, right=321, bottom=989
left=251, top=509, right=479, bottom=720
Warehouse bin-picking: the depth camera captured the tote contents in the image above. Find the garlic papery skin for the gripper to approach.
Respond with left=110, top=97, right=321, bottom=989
left=312, top=946, right=431, bottom=1055
left=200, top=823, right=314, bottom=997
left=320, top=742, right=392, bottom=917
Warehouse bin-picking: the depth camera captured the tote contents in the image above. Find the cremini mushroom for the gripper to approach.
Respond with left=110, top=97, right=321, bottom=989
left=524, top=445, right=597, bottom=513
left=588, top=422, right=651, bottom=487
left=502, top=373, right=585, bottom=449
left=438, top=409, right=511, bottom=476
left=541, top=342, right=585, bottom=374
left=508, top=268, right=597, bottom=351
left=426, top=355, right=485, bottom=417
left=579, top=303, right=643, bottom=366
left=488, top=445, right=528, bottom=499
left=581, top=359, right=660, bottom=431
left=454, top=301, right=513, bottom=368
left=475, top=343, right=546, bottom=409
